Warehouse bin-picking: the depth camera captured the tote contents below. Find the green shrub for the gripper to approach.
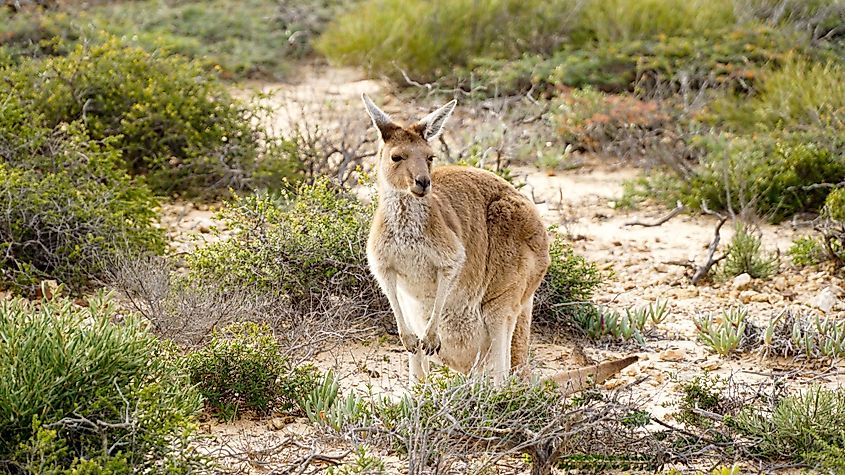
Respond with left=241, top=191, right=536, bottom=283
left=186, top=322, right=321, bottom=421
left=717, top=224, right=778, bottom=280
left=712, top=57, right=845, bottom=133
left=575, top=0, right=737, bottom=44
left=534, top=232, right=604, bottom=327
left=0, top=118, right=164, bottom=293
left=553, top=87, right=674, bottom=159
left=317, top=0, right=580, bottom=82
left=762, top=309, right=845, bottom=359
left=788, top=236, right=829, bottom=266
left=189, top=178, right=383, bottom=312
left=639, top=135, right=845, bottom=222
left=0, top=0, right=346, bottom=79
left=372, top=370, right=660, bottom=472
left=3, top=37, right=298, bottom=196
left=0, top=293, right=204, bottom=473
left=327, top=446, right=386, bottom=474
left=673, top=374, right=726, bottom=428
left=735, top=386, right=845, bottom=465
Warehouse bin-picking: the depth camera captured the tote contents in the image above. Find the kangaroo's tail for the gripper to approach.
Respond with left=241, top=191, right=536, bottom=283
left=545, top=355, right=639, bottom=395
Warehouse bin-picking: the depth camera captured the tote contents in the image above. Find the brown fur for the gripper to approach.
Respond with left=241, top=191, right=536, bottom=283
left=362, top=94, right=636, bottom=390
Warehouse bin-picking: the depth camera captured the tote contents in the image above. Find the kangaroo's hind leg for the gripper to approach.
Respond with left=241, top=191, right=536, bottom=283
left=479, top=290, right=522, bottom=386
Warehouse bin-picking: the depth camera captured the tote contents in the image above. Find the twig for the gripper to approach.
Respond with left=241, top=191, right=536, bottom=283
left=691, top=202, right=728, bottom=285
left=625, top=201, right=684, bottom=227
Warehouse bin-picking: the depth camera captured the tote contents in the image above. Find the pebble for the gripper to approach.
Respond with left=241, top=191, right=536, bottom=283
left=732, top=273, right=752, bottom=290
left=739, top=289, right=757, bottom=303
left=814, top=286, right=840, bottom=313
left=659, top=348, right=686, bottom=362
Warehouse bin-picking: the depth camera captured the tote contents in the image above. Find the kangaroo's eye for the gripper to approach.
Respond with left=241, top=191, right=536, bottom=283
left=391, top=154, right=404, bottom=163
left=427, top=155, right=435, bottom=163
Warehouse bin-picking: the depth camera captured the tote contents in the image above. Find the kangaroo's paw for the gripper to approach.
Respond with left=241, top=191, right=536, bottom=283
left=420, top=331, right=441, bottom=356
left=399, top=331, right=420, bottom=353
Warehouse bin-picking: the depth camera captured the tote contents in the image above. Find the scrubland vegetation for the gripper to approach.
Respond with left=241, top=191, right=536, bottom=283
left=2, top=0, right=845, bottom=473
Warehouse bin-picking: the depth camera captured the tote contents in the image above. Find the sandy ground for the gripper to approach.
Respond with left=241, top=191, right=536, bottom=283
left=169, top=64, right=845, bottom=473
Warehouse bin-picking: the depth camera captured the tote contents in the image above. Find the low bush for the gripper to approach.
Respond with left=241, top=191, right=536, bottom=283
left=186, top=322, right=321, bottom=420
left=552, top=87, right=685, bottom=163
left=761, top=309, right=845, bottom=359
left=818, top=187, right=845, bottom=262
left=735, top=386, right=845, bottom=468
left=0, top=117, right=164, bottom=293
left=573, top=301, right=668, bottom=342
left=788, top=236, right=829, bottom=266
left=694, top=307, right=754, bottom=356
left=366, top=370, right=663, bottom=473
left=534, top=231, right=604, bottom=327
left=717, top=224, right=778, bottom=280
left=635, top=135, right=845, bottom=222
left=0, top=0, right=346, bottom=79
left=711, top=57, right=845, bottom=134
left=189, top=178, right=383, bottom=314
left=0, top=293, right=205, bottom=473
left=317, top=0, right=580, bottom=82
left=3, top=37, right=298, bottom=196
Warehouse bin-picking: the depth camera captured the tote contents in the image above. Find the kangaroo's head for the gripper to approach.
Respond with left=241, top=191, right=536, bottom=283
left=362, top=94, right=456, bottom=198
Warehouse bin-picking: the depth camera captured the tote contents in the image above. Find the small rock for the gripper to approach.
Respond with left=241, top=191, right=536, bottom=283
left=267, top=416, right=295, bottom=431
left=199, top=224, right=212, bottom=234
left=773, top=276, right=789, bottom=291
left=814, top=287, right=840, bottom=313
left=669, top=287, right=699, bottom=299
left=659, top=348, right=686, bottom=362
left=700, top=359, right=721, bottom=371
left=732, top=273, right=753, bottom=290
left=603, top=378, right=626, bottom=390
left=647, top=370, right=666, bottom=386
left=739, top=289, right=757, bottom=304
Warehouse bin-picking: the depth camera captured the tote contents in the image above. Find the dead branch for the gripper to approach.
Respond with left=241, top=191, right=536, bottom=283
left=625, top=201, right=684, bottom=227
left=691, top=202, right=728, bottom=285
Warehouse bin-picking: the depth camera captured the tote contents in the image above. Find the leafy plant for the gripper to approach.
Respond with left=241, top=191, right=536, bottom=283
left=534, top=231, right=604, bottom=326
left=0, top=0, right=346, bottom=79
left=717, top=223, right=778, bottom=280
left=327, top=446, right=386, bottom=474
left=673, top=374, right=726, bottom=428
left=301, top=372, right=372, bottom=433
left=0, top=119, right=164, bottom=293
left=3, top=36, right=298, bottom=196
left=734, top=386, right=845, bottom=464
left=788, top=235, right=829, bottom=266
left=572, top=300, right=668, bottom=342
left=188, top=178, right=383, bottom=315
left=0, top=293, right=205, bottom=473
left=761, top=309, right=845, bottom=359
left=317, top=0, right=580, bottom=82
left=185, top=322, right=321, bottom=420
left=695, top=307, right=751, bottom=356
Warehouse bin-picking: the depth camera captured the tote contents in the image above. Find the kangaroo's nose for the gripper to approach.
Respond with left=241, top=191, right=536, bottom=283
left=415, top=176, right=430, bottom=190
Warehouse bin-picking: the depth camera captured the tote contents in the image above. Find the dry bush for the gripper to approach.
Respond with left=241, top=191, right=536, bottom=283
left=270, top=90, right=378, bottom=186
left=332, top=374, right=668, bottom=475
left=110, top=255, right=377, bottom=357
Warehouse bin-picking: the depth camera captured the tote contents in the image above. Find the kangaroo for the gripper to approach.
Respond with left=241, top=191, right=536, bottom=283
left=362, top=94, right=637, bottom=393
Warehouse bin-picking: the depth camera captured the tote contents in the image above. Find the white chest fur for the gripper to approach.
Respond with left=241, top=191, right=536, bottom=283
left=374, top=190, right=439, bottom=336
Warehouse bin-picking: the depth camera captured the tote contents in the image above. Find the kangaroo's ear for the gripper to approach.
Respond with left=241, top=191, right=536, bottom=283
left=362, top=93, right=399, bottom=140
left=412, top=99, right=457, bottom=141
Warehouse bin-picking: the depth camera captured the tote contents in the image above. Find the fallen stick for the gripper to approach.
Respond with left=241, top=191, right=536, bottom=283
left=624, top=201, right=684, bottom=227
left=691, top=202, right=728, bottom=285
